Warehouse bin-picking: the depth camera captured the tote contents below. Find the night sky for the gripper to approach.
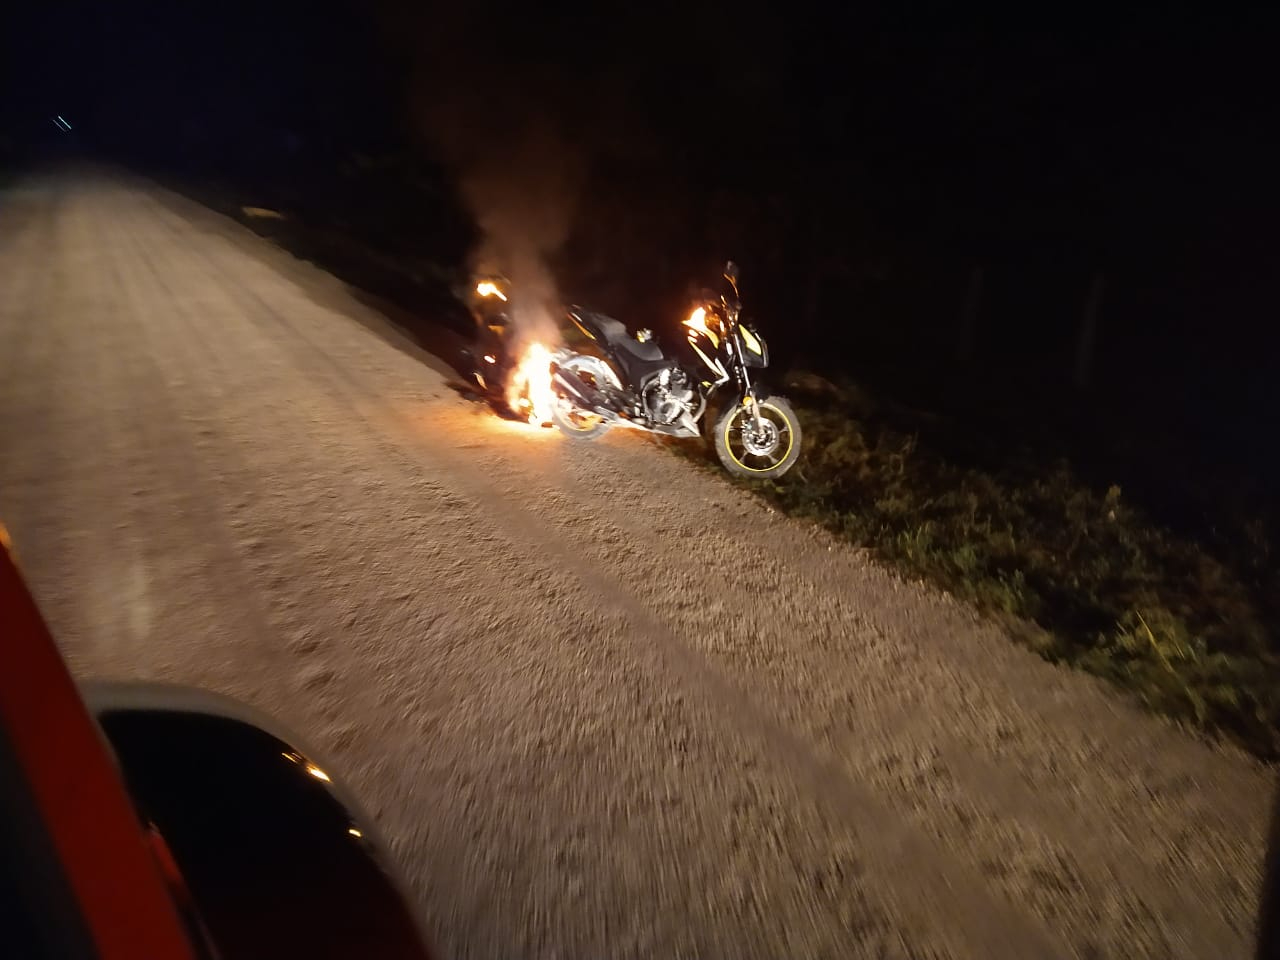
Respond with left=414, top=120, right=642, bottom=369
left=4, top=3, right=1277, bottom=464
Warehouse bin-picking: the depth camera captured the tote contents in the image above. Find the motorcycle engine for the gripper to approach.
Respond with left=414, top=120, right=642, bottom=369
left=642, top=367, right=695, bottom=425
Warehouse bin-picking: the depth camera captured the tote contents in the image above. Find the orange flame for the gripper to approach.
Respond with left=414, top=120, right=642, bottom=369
left=506, top=342, right=555, bottom=425
left=683, top=305, right=720, bottom=346
left=684, top=306, right=713, bottom=335
left=475, top=281, right=508, bottom=301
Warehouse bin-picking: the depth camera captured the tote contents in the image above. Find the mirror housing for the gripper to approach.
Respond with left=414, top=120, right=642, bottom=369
left=83, top=683, right=434, bottom=960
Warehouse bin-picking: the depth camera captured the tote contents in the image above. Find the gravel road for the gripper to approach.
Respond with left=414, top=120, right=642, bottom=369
left=0, top=170, right=1272, bottom=959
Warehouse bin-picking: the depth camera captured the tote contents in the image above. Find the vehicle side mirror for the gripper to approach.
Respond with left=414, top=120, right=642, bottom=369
left=84, top=684, right=433, bottom=960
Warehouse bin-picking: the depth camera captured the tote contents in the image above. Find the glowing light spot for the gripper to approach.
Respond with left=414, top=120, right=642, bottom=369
left=475, top=281, right=507, bottom=301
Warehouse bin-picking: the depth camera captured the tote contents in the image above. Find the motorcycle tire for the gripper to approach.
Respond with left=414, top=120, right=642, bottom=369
left=549, top=354, right=619, bottom=441
left=713, top=395, right=802, bottom=480
left=550, top=400, right=612, bottom=440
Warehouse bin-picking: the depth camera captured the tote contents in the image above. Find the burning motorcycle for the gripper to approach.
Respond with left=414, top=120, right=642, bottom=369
left=462, top=275, right=554, bottom=425
left=549, top=262, right=802, bottom=479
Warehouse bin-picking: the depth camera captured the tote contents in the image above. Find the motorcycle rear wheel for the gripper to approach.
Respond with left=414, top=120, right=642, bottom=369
left=714, top=395, right=802, bottom=479
left=551, top=399, right=612, bottom=440
left=550, top=355, right=619, bottom=441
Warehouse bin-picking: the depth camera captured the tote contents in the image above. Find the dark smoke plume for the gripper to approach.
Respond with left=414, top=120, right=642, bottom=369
left=454, top=117, right=584, bottom=346
left=394, top=10, right=591, bottom=348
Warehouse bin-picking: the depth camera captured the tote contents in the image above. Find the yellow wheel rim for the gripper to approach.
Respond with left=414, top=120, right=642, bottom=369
left=723, top=402, right=795, bottom=473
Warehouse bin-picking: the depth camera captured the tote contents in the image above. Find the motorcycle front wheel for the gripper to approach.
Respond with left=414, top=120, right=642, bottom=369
left=713, top=395, right=802, bottom=479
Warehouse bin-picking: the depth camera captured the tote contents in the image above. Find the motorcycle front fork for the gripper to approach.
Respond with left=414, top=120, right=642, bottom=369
left=739, top=371, right=765, bottom=434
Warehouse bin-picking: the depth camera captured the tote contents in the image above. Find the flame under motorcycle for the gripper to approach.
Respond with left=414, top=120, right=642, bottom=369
left=549, top=262, right=802, bottom=479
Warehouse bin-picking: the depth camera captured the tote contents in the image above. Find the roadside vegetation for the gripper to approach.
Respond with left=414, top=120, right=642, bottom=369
left=669, top=373, right=1280, bottom=760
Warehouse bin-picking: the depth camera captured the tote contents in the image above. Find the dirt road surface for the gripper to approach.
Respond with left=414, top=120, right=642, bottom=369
left=1, top=170, right=1272, bottom=959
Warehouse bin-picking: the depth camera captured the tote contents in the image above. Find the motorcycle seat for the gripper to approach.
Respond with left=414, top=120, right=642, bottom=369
left=582, top=311, right=663, bottom=361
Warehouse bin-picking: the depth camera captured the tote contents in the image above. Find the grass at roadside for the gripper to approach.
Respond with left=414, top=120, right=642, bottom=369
left=669, top=376, right=1280, bottom=760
